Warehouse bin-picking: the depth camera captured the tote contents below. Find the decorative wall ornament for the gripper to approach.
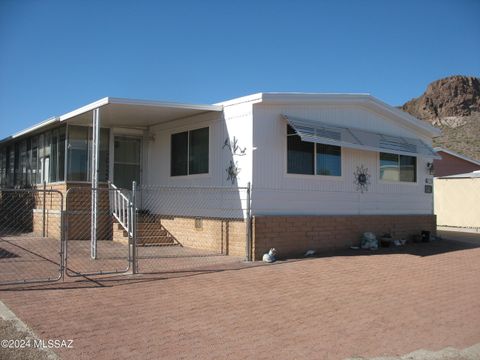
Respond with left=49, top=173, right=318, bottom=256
left=226, top=160, right=241, bottom=184
left=223, top=136, right=246, bottom=183
left=353, top=165, right=371, bottom=193
left=222, top=136, right=246, bottom=156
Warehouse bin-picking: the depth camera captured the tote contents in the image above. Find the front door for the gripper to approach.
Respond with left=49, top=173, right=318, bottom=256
left=113, top=136, right=142, bottom=190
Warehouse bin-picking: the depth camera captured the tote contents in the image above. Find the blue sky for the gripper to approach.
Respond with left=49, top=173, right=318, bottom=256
left=1, top=0, right=479, bottom=138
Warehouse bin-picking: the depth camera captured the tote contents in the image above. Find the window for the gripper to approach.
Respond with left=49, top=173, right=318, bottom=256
left=67, top=125, right=109, bottom=182
left=0, top=147, right=6, bottom=187
left=317, top=144, right=341, bottom=176
left=0, top=126, right=67, bottom=188
left=171, top=127, right=209, bottom=176
left=58, top=128, right=66, bottom=181
left=30, top=137, right=38, bottom=185
left=287, top=125, right=341, bottom=176
left=7, top=146, right=14, bottom=187
left=171, top=132, right=188, bottom=176
left=380, top=152, right=416, bottom=182
left=67, top=126, right=88, bottom=181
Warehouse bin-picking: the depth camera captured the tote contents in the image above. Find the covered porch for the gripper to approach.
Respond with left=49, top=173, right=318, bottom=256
left=60, top=97, right=223, bottom=190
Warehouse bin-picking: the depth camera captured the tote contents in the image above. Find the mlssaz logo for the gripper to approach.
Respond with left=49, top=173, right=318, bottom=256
left=34, top=339, right=74, bottom=349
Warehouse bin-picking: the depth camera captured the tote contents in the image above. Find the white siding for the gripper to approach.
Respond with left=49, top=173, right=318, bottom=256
left=145, top=105, right=253, bottom=188
left=251, top=104, right=434, bottom=215
left=142, top=105, right=253, bottom=218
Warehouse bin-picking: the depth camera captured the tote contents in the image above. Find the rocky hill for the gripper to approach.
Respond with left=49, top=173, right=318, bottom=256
left=401, top=75, right=480, bottom=161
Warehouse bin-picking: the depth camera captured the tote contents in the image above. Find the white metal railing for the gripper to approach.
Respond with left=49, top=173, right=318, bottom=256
left=109, top=182, right=133, bottom=237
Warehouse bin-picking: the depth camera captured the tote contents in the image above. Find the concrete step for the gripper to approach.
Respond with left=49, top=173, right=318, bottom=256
left=137, top=235, right=176, bottom=245
left=114, top=221, right=164, bottom=231
left=137, top=222, right=162, bottom=230
left=137, top=229, right=168, bottom=237
left=113, top=227, right=168, bottom=239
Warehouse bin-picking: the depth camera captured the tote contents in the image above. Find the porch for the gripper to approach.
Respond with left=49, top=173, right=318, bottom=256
left=0, top=98, right=250, bottom=270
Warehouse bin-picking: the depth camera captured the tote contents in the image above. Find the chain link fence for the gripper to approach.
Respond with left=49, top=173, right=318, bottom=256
left=1, top=184, right=251, bottom=284
left=135, top=185, right=250, bottom=273
left=64, top=187, right=130, bottom=277
left=0, top=188, right=63, bottom=285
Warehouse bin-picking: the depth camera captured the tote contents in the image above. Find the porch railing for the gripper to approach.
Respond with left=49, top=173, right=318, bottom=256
left=109, top=182, right=133, bottom=237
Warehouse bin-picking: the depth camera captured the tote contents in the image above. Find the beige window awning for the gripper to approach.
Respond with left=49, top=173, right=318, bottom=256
left=283, top=115, right=440, bottom=159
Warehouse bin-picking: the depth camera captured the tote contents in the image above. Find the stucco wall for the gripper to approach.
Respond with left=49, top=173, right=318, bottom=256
left=434, top=177, right=480, bottom=228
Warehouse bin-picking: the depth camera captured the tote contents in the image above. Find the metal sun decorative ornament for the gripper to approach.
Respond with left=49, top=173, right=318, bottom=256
left=353, top=165, right=371, bottom=193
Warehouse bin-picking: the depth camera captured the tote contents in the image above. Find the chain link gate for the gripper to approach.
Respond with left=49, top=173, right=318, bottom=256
left=0, top=188, right=64, bottom=285
left=1, top=184, right=251, bottom=284
left=64, top=187, right=131, bottom=277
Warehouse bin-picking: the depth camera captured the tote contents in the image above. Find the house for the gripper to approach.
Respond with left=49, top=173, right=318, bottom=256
left=0, top=93, right=441, bottom=260
left=433, top=147, right=480, bottom=177
left=434, top=170, right=480, bottom=232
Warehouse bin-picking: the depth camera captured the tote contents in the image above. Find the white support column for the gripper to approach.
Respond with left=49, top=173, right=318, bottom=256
left=91, top=108, right=100, bottom=259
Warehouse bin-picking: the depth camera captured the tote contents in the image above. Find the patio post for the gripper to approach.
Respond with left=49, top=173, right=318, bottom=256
left=91, top=108, right=100, bottom=259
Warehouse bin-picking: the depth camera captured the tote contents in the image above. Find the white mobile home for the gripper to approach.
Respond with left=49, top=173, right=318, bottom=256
left=0, top=93, right=440, bottom=259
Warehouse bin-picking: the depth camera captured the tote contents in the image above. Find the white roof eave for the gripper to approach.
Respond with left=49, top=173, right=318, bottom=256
left=0, top=116, right=60, bottom=144
left=59, top=97, right=223, bottom=122
left=0, top=97, right=223, bottom=144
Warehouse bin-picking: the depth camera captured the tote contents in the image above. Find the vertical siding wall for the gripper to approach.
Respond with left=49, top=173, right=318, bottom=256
left=140, top=103, right=252, bottom=222
left=252, top=104, right=435, bottom=215
left=146, top=105, right=253, bottom=188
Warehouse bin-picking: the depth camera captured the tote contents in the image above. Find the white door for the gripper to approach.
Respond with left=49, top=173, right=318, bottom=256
left=113, top=136, right=141, bottom=190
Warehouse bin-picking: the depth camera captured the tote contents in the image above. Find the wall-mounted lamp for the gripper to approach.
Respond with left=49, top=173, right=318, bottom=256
left=426, top=162, right=435, bottom=175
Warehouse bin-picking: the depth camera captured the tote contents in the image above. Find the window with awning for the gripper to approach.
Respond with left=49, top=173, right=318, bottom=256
left=283, top=115, right=439, bottom=159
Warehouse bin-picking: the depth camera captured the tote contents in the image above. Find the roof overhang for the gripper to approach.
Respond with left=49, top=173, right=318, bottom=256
left=0, top=98, right=223, bottom=145
left=0, top=116, right=60, bottom=144
left=60, top=97, right=223, bottom=128
left=284, top=115, right=440, bottom=159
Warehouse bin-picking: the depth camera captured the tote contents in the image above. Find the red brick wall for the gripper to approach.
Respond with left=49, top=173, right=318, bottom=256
left=252, top=215, right=436, bottom=260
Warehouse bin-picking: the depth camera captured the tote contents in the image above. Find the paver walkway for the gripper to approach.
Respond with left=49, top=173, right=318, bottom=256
left=0, top=232, right=479, bottom=359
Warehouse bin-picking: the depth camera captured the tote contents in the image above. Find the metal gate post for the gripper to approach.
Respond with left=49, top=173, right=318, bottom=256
left=245, top=182, right=252, bottom=261
left=131, top=181, right=138, bottom=274
left=42, top=181, right=46, bottom=237
left=60, top=191, right=65, bottom=281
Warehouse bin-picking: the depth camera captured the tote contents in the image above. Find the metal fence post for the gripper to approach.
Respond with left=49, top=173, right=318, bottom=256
left=131, top=181, right=138, bottom=274
left=42, top=181, right=46, bottom=237
left=245, top=182, right=252, bottom=261
left=59, top=191, right=65, bottom=281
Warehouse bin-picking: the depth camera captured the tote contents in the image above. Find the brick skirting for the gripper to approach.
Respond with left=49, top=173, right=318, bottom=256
left=159, top=217, right=246, bottom=257
left=252, top=215, right=436, bottom=260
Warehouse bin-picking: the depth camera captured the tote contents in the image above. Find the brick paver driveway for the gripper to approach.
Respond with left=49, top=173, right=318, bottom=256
left=1, top=231, right=479, bottom=359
